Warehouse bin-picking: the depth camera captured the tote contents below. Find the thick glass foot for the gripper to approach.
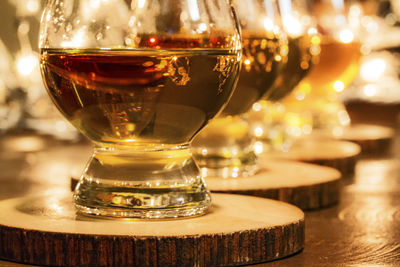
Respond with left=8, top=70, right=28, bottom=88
left=74, top=145, right=211, bottom=219
left=192, top=116, right=258, bottom=178
left=196, top=151, right=258, bottom=178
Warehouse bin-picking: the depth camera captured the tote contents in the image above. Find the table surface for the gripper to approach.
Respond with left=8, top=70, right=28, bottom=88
left=0, top=129, right=399, bottom=267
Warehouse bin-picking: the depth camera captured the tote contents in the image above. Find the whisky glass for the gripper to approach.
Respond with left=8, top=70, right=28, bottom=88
left=281, top=0, right=362, bottom=134
left=247, top=0, right=320, bottom=150
left=192, top=0, right=287, bottom=178
left=39, top=0, right=241, bottom=219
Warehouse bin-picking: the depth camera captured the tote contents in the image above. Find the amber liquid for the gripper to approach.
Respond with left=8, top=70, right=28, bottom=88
left=296, top=37, right=360, bottom=97
left=222, top=33, right=284, bottom=116
left=283, top=37, right=361, bottom=104
left=282, top=37, right=361, bottom=129
left=40, top=48, right=240, bottom=145
left=266, top=35, right=315, bottom=101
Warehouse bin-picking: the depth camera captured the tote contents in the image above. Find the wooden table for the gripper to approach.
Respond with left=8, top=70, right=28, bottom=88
left=0, top=129, right=399, bottom=266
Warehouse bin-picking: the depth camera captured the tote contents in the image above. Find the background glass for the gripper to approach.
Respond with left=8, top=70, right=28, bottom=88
left=281, top=0, right=362, bottom=135
left=192, top=0, right=287, bottom=178
left=247, top=0, right=320, bottom=151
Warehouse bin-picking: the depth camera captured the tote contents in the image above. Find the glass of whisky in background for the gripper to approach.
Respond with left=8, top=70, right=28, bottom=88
left=281, top=0, right=362, bottom=135
left=39, top=0, right=241, bottom=219
left=192, top=0, right=287, bottom=178
left=247, top=0, right=320, bottom=151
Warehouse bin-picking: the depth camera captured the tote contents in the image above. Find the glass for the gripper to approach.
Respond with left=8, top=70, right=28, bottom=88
left=247, top=0, right=320, bottom=150
left=281, top=0, right=363, bottom=134
left=192, top=0, right=287, bottom=178
left=39, top=0, right=241, bottom=219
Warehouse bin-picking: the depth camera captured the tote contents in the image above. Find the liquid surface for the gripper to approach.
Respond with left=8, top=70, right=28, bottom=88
left=40, top=48, right=240, bottom=145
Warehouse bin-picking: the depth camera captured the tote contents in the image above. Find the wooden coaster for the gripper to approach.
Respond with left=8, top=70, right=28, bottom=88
left=268, top=140, right=361, bottom=176
left=0, top=193, right=304, bottom=267
left=206, top=160, right=341, bottom=210
left=333, top=124, right=394, bottom=155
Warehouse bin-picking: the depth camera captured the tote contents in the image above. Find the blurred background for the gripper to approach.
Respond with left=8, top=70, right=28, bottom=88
left=0, top=0, right=79, bottom=140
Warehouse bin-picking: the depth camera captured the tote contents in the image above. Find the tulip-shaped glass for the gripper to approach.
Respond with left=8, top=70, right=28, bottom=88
left=39, top=0, right=241, bottom=219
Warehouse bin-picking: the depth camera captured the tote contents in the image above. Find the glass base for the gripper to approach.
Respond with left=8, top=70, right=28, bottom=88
left=192, top=115, right=258, bottom=178
left=74, top=145, right=211, bottom=219
left=194, top=151, right=258, bottom=178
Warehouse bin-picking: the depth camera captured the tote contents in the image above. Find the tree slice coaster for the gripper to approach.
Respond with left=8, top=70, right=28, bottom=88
left=206, top=160, right=341, bottom=210
left=0, top=193, right=304, bottom=267
left=334, top=124, right=394, bottom=155
left=267, top=140, right=361, bottom=176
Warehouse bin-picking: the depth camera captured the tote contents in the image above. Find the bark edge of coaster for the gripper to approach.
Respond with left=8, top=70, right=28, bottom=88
left=268, top=140, right=361, bottom=175
left=206, top=159, right=341, bottom=210
left=335, top=124, right=394, bottom=155
left=0, top=193, right=304, bottom=267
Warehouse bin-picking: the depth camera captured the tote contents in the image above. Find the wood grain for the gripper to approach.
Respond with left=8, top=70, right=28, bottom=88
left=206, top=160, right=341, bottom=210
left=0, top=193, right=304, bottom=267
left=268, top=140, right=361, bottom=176
left=335, top=124, right=394, bottom=155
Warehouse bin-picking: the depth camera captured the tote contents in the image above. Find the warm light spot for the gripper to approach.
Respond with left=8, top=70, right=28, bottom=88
left=188, top=0, right=200, bottom=21
left=283, top=17, right=303, bottom=36
left=300, top=61, right=309, bottom=70
left=310, top=45, right=321, bottom=56
left=244, top=59, right=251, bottom=65
left=333, top=81, right=345, bottom=92
left=311, top=35, right=321, bottom=45
left=338, top=110, right=351, bottom=126
left=26, top=0, right=40, bottom=14
left=149, top=37, right=157, bottom=44
left=254, top=141, right=264, bottom=155
left=61, top=29, right=87, bottom=48
left=252, top=102, right=262, bottom=112
left=198, top=23, right=207, bottom=32
left=254, top=127, right=264, bottom=137
left=138, top=0, right=146, bottom=8
left=275, top=55, right=282, bottom=61
left=308, top=27, right=318, bottom=35
left=361, top=58, right=386, bottom=82
left=295, top=93, right=306, bottom=101
left=90, top=0, right=100, bottom=8
left=339, top=29, right=354, bottom=43
left=126, top=123, right=135, bottom=132
left=231, top=171, right=238, bottom=178
left=263, top=18, right=274, bottom=32
left=17, top=54, right=37, bottom=76
left=363, top=84, right=378, bottom=97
